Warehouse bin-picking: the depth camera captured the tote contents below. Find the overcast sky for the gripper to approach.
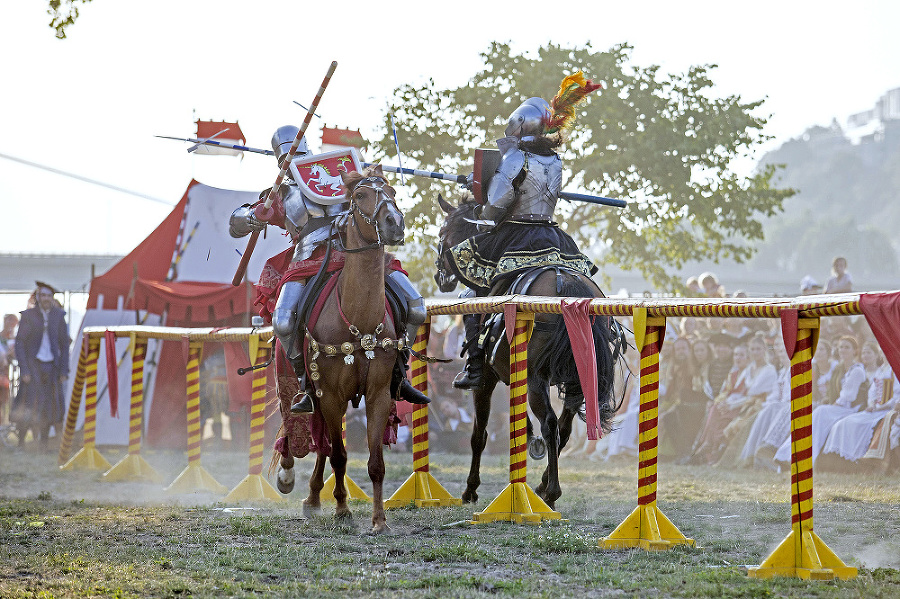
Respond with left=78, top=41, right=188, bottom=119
left=1, top=0, right=898, bottom=257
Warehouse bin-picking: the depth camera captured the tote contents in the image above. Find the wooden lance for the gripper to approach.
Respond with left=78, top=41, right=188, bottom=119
left=231, top=60, right=338, bottom=286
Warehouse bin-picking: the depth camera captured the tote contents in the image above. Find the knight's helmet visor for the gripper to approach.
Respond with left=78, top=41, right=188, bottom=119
left=504, top=97, right=551, bottom=141
left=271, top=125, right=310, bottom=164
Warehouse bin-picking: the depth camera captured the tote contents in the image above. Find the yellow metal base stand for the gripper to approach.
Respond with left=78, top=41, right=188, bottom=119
left=103, top=454, right=163, bottom=483
left=165, top=464, right=228, bottom=495
left=747, top=530, right=857, bottom=580
left=319, top=472, right=371, bottom=502
left=385, top=471, right=462, bottom=509
left=60, top=447, right=112, bottom=472
left=472, top=482, right=562, bottom=524
left=601, top=505, right=695, bottom=551
left=225, top=474, right=284, bottom=502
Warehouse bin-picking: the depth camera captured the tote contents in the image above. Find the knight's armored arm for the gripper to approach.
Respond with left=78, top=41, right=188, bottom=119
left=482, top=137, right=525, bottom=224
left=229, top=204, right=266, bottom=238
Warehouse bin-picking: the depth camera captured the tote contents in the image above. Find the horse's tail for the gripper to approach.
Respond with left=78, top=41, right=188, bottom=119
left=532, top=278, right=619, bottom=434
left=268, top=421, right=286, bottom=478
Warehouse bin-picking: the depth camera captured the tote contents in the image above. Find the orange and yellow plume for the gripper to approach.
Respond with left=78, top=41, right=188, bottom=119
left=546, top=71, right=602, bottom=134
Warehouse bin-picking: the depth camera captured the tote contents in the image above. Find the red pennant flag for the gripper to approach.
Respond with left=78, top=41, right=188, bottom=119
left=561, top=299, right=601, bottom=439
left=103, top=330, right=119, bottom=418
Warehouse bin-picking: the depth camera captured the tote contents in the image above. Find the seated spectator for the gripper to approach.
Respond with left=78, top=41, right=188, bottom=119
left=713, top=334, right=778, bottom=467
left=687, top=342, right=751, bottom=465
left=773, top=335, right=866, bottom=466
left=699, top=272, right=725, bottom=298
left=659, top=337, right=708, bottom=461
left=824, top=256, right=853, bottom=294
left=739, top=347, right=792, bottom=468
left=433, top=398, right=472, bottom=453
left=685, top=276, right=702, bottom=296
left=800, top=275, right=823, bottom=295
left=707, top=333, right=736, bottom=399
left=821, top=343, right=898, bottom=466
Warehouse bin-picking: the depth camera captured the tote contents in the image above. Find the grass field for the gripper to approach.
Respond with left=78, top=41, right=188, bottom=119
left=1, top=445, right=899, bottom=598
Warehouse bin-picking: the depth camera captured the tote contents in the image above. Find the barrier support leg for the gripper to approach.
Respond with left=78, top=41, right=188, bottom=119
left=166, top=341, right=228, bottom=495
left=387, top=318, right=462, bottom=508
left=227, top=342, right=283, bottom=502
left=601, top=311, right=693, bottom=550
left=473, top=309, right=560, bottom=524
left=320, top=416, right=371, bottom=502
left=61, top=336, right=112, bottom=472
left=58, top=339, right=88, bottom=466
left=105, top=338, right=163, bottom=483
left=749, top=317, right=856, bottom=580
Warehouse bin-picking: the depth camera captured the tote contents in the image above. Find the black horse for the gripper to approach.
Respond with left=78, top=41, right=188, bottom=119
left=435, top=194, right=623, bottom=508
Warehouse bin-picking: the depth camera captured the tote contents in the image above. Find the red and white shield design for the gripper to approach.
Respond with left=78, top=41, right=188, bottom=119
left=289, top=148, right=363, bottom=205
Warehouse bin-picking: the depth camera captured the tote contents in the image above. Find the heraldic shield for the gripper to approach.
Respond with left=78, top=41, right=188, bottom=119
left=289, top=148, right=363, bottom=205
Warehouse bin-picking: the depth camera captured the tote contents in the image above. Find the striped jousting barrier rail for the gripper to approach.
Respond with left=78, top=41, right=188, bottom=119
left=423, top=292, right=882, bottom=579
left=59, top=326, right=279, bottom=500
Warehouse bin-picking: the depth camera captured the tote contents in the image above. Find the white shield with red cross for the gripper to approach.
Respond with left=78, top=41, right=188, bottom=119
left=289, top=148, right=363, bottom=205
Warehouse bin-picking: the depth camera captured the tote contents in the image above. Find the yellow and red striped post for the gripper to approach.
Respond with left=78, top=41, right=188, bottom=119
left=166, top=340, right=228, bottom=495
left=602, top=307, right=693, bottom=550
left=61, top=335, right=112, bottom=471
left=226, top=337, right=282, bottom=501
left=386, top=317, right=461, bottom=508
left=104, top=337, right=163, bottom=482
left=473, top=306, right=560, bottom=523
left=58, top=338, right=88, bottom=466
left=749, top=316, right=856, bottom=579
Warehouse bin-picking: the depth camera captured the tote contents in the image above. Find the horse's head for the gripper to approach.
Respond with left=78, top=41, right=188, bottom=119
left=340, top=165, right=405, bottom=247
left=434, top=191, right=480, bottom=293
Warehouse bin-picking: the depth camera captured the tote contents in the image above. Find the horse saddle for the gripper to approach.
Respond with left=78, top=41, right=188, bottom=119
left=471, top=266, right=570, bottom=366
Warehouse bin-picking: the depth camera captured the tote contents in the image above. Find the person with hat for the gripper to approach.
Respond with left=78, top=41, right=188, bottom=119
left=11, top=282, right=70, bottom=450
left=799, top=275, right=823, bottom=295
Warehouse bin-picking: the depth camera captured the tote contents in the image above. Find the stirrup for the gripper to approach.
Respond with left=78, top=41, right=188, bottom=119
left=452, top=366, right=483, bottom=390
left=290, top=391, right=315, bottom=414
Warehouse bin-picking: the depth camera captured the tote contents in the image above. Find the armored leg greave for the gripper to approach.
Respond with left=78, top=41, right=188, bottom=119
left=272, top=280, right=306, bottom=360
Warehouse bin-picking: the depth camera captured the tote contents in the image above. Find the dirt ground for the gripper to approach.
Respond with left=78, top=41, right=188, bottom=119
left=2, top=431, right=899, bottom=575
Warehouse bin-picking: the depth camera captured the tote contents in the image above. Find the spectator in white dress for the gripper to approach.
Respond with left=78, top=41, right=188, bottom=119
left=822, top=342, right=898, bottom=464
left=773, top=335, right=866, bottom=466
left=824, top=256, right=852, bottom=294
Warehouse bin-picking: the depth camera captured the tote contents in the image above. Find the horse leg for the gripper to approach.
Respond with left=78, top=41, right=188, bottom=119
left=303, top=453, right=327, bottom=517
left=328, top=426, right=350, bottom=522
left=277, top=441, right=295, bottom=494
left=462, top=372, right=497, bottom=504
left=366, top=392, right=392, bottom=534
left=530, top=379, right=562, bottom=508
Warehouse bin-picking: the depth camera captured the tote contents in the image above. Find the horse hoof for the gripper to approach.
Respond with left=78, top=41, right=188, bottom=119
left=529, top=437, right=547, bottom=460
left=302, top=501, right=321, bottom=518
left=461, top=490, right=478, bottom=504
left=276, top=467, right=295, bottom=494
left=371, top=521, right=391, bottom=534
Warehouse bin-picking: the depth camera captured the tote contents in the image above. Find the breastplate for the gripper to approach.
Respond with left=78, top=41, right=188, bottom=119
left=511, top=153, right=561, bottom=218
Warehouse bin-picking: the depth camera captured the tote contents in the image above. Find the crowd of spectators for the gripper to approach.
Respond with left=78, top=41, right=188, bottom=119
left=584, top=256, right=899, bottom=474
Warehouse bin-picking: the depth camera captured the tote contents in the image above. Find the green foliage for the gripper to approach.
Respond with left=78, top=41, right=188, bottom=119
left=375, top=42, right=792, bottom=294
left=47, top=0, right=92, bottom=39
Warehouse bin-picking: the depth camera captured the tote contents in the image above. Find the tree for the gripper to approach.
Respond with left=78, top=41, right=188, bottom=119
left=47, top=0, right=91, bottom=39
left=371, top=42, right=793, bottom=295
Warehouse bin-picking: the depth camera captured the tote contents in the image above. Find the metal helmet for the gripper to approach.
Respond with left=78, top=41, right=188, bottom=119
left=504, top=97, right=551, bottom=141
left=271, top=125, right=310, bottom=164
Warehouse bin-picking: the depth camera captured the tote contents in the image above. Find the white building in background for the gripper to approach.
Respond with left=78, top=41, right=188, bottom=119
left=846, top=87, right=900, bottom=144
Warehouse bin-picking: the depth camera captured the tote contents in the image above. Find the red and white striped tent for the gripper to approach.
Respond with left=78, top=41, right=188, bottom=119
left=72, top=180, right=290, bottom=447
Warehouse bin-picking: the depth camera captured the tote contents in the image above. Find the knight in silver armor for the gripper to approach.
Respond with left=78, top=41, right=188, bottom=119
left=230, top=126, right=429, bottom=411
left=452, top=83, right=600, bottom=389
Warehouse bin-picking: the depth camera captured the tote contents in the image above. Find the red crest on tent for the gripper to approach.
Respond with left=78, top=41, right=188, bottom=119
left=289, top=148, right=362, bottom=205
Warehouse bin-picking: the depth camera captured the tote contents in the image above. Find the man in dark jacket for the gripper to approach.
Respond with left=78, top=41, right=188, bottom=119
left=12, top=282, right=70, bottom=450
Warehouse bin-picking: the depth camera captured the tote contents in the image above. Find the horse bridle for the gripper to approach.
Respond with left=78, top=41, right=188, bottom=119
left=434, top=236, right=458, bottom=289
left=339, top=176, right=399, bottom=253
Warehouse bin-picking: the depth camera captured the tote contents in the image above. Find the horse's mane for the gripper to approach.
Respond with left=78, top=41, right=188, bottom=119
left=342, top=165, right=395, bottom=197
left=439, top=191, right=480, bottom=246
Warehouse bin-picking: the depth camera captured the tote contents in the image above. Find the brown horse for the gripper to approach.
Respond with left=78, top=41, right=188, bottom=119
left=277, top=165, right=406, bottom=533
left=435, top=193, right=623, bottom=508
